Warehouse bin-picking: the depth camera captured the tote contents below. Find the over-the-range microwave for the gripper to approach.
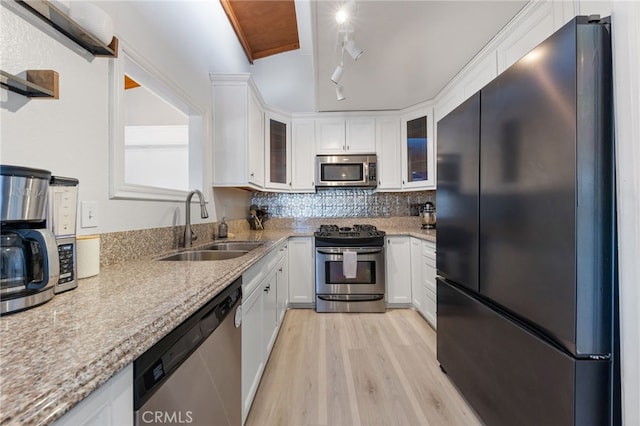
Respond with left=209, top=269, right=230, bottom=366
left=315, top=154, right=377, bottom=188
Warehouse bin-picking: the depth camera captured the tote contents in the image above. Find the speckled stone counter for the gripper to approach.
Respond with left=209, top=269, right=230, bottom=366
left=0, top=222, right=433, bottom=425
left=0, top=230, right=296, bottom=426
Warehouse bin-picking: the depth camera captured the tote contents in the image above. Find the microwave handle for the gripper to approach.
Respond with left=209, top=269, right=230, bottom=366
left=316, top=247, right=384, bottom=255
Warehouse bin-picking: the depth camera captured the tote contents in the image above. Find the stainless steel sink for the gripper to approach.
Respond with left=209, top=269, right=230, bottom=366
left=157, top=250, right=248, bottom=261
left=202, top=242, right=265, bottom=251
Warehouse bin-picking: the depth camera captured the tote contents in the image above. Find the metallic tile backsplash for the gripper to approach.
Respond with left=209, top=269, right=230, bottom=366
left=251, top=189, right=436, bottom=218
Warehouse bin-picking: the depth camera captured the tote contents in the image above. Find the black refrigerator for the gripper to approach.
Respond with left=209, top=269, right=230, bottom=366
left=436, top=16, right=617, bottom=426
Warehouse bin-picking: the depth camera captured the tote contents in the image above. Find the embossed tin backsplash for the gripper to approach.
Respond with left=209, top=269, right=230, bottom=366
left=251, top=189, right=435, bottom=218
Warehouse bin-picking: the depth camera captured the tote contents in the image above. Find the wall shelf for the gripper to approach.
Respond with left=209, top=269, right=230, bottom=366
left=1, top=69, right=59, bottom=98
left=15, top=0, right=118, bottom=57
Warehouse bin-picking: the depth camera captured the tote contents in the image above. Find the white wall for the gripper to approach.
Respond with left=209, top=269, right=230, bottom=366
left=0, top=1, right=249, bottom=234
left=611, top=2, right=640, bottom=424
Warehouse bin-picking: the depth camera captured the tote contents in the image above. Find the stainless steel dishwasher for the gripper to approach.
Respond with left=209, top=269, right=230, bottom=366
left=134, top=277, right=242, bottom=426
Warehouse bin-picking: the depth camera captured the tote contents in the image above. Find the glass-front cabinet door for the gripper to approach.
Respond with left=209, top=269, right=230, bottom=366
left=265, top=110, right=291, bottom=190
left=401, top=108, right=435, bottom=189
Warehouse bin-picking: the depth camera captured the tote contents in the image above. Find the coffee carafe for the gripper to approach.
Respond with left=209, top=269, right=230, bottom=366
left=1, top=165, right=59, bottom=315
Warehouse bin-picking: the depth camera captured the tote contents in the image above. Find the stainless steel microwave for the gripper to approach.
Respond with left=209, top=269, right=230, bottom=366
left=315, top=154, right=377, bottom=188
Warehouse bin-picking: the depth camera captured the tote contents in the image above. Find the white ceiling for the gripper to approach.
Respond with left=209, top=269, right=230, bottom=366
left=120, top=0, right=528, bottom=114
left=312, top=0, right=528, bottom=112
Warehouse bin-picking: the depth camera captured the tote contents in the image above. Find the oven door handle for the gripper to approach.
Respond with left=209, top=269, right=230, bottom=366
left=316, top=247, right=384, bottom=255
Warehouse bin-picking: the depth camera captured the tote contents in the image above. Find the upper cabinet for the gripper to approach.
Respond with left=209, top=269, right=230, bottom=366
left=401, top=108, right=436, bottom=190
left=265, top=110, right=291, bottom=191
left=316, top=117, right=375, bottom=154
left=212, top=75, right=264, bottom=189
left=291, top=118, right=316, bottom=192
left=375, top=117, right=402, bottom=191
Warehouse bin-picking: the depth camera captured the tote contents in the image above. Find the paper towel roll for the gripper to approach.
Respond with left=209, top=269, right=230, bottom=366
left=77, top=235, right=100, bottom=279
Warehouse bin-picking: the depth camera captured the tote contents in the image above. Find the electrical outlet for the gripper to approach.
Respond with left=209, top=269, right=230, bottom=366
left=81, top=201, right=98, bottom=228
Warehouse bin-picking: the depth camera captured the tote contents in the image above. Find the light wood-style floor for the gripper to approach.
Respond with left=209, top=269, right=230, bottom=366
left=246, top=309, right=482, bottom=426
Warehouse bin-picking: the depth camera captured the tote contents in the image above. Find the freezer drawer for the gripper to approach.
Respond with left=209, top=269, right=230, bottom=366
left=437, top=279, right=610, bottom=426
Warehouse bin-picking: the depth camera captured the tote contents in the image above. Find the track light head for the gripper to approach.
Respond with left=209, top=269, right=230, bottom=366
left=336, top=85, right=346, bottom=101
left=345, top=40, right=363, bottom=61
left=331, top=64, right=344, bottom=84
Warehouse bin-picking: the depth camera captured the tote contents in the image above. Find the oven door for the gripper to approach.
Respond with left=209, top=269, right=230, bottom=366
left=315, top=247, right=385, bottom=295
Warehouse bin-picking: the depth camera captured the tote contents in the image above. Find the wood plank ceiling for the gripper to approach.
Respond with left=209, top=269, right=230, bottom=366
left=220, top=0, right=300, bottom=63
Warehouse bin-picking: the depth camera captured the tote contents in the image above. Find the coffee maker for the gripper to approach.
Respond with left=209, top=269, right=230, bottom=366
left=47, top=176, right=79, bottom=293
left=1, top=165, right=60, bottom=315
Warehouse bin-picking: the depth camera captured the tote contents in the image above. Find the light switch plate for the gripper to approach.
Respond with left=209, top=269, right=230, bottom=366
left=81, top=201, right=98, bottom=228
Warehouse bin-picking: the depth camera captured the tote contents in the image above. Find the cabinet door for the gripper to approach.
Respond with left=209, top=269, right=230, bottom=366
left=265, top=111, right=291, bottom=190
left=55, top=364, right=133, bottom=426
left=276, top=249, right=289, bottom=325
left=241, top=285, right=264, bottom=418
left=291, top=119, right=316, bottom=192
left=212, top=82, right=249, bottom=186
left=422, top=241, right=437, bottom=328
left=386, top=236, right=412, bottom=304
left=315, top=118, right=346, bottom=154
left=262, top=272, right=278, bottom=356
left=410, top=238, right=423, bottom=311
left=375, top=117, right=402, bottom=190
left=346, top=117, right=376, bottom=153
left=248, top=90, right=265, bottom=187
left=401, top=108, right=436, bottom=189
left=288, top=237, right=315, bottom=305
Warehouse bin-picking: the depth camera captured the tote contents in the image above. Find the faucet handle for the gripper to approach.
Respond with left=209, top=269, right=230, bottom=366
left=191, top=226, right=197, bottom=242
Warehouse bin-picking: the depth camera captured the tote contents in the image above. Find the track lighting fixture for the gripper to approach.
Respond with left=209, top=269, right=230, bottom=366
left=330, top=0, right=362, bottom=102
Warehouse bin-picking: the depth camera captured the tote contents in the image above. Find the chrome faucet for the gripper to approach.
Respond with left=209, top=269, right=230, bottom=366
left=184, top=189, right=209, bottom=248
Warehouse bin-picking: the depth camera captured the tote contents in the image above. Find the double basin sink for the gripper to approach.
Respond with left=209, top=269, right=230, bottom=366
left=157, top=242, right=264, bottom=261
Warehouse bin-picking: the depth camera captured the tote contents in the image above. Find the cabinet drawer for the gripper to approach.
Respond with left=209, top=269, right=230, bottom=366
left=422, top=241, right=436, bottom=261
left=423, top=262, right=437, bottom=293
left=423, top=285, right=437, bottom=328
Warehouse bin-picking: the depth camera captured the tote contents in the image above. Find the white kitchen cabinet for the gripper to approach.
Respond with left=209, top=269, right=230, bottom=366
left=212, top=74, right=264, bottom=189
left=410, top=237, right=424, bottom=312
left=265, top=110, right=291, bottom=191
left=288, top=237, right=315, bottom=306
left=241, top=278, right=265, bottom=421
left=422, top=240, right=437, bottom=328
left=400, top=107, right=436, bottom=190
left=291, top=118, right=316, bottom=192
left=241, top=240, right=288, bottom=422
left=54, top=364, right=132, bottom=426
left=316, top=117, right=375, bottom=154
left=262, top=269, right=278, bottom=356
left=276, top=245, right=289, bottom=324
left=386, top=236, right=412, bottom=305
left=375, top=116, right=402, bottom=190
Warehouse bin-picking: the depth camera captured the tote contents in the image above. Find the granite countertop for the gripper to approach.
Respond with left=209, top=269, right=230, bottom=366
left=0, top=226, right=434, bottom=425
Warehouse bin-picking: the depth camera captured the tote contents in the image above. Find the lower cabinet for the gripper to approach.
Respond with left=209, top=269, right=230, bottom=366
left=410, top=237, right=424, bottom=312
left=422, top=240, right=437, bottom=328
left=386, top=236, right=412, bottom=305
left=54, top=364, right=133, bottom=426
left=241, top=240, right=288, bottom=423
left=288, top=237, right=315, bottom=306
left=241, top=281, right=265, bottom=422
left=276, top=246, right=289, bottom=324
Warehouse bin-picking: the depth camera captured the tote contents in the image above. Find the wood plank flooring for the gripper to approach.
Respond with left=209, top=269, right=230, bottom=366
left=246, top=309, right=482, bottom=426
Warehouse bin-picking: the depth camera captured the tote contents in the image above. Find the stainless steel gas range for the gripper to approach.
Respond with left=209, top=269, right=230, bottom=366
left=314, top=224, right=386, bottom=313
